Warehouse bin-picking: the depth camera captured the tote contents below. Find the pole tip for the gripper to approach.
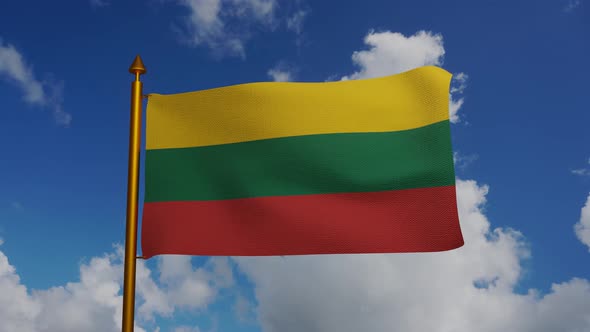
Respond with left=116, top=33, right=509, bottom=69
left=129, top=55, right=146, bottom=75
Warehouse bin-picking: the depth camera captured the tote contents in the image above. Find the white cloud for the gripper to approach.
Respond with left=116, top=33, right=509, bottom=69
left=159, top=256, right=212, bottom=309
left=286, top=9, right=307, bottom=35
left=0, top=41, right=44, bottom=104
left=0, top=246, right=144, bottom=332
left=571, top=158, right=590, bottom=176
left=0, top=245, right=233, bottom=332
left=451, top=72, right=468, bottom=94
left=449, top=97, right=464, bottom=123
left=449, top=72, right=468, bottom=123
left=234, top=294, right=256, bottom=323
left=268, top=68, right=292, bottom=82
left=340, top=31, right=467, bottom=123
left=574, top=194, right=590, bottom=251
left=136, top=257, right=173, bottom=321
left=454, top=151, right=479, bottom=170
left=341, top=30, right=445, bottom=80
left=235, top=178, right=590, bottom=332
left=572, top=169, right=590, bottom=176
left=156, top=255, right=220, bottom=309
left=90, top=0, right=109, bottom=8
left=208, top=256, right=234, bottom=288
left=0, top=250, right=40, bottom=332
left=564, top=0, right=581, bottom=12
left=267, top=61, right=297, bottom=82
left=175, top=0, right=277, bottom=57
left=0, top=39, right=71, bottom=126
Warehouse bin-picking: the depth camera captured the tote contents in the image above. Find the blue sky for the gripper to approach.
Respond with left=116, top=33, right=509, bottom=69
left=0, top=0, right=589, bottom=331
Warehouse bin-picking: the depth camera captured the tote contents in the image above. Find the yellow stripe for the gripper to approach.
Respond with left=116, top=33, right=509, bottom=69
left=146, top=65, right=452, bottom=149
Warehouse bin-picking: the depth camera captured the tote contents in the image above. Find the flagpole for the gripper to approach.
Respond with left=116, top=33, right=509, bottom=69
left=122, top=55, right=146, bottom=332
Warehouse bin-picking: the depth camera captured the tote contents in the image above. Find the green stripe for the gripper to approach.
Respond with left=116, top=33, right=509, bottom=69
left=145, top=120, right=455, bottom=202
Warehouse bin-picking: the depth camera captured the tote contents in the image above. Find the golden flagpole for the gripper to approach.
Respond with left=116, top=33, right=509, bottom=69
left=122, top=55, right=146, bottom=332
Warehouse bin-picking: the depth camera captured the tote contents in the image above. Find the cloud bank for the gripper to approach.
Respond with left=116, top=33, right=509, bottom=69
left=0, top=244, right=233, bottom=332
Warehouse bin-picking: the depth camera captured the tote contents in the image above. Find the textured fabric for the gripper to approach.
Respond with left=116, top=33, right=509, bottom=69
left=142, top=186, right=462, bottom=256
left=145, top=66, right=451, bottom=149
left=141, top=65, right=464, bottom=258
left=145, top=121, right=454, bottom=202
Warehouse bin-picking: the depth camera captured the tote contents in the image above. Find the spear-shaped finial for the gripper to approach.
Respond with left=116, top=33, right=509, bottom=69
left=128, top=55, right=146, bottom=75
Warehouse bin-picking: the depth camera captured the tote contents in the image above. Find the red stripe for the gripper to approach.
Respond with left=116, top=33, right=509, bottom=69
left=141, top=185, right=463, bottom=258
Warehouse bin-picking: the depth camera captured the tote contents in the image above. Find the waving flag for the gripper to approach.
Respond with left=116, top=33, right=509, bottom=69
left=141, top=65, right=463, bottom=258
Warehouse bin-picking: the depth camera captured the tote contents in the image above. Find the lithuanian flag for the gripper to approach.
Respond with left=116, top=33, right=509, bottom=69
left=141, top=65, right=464, bottom=258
